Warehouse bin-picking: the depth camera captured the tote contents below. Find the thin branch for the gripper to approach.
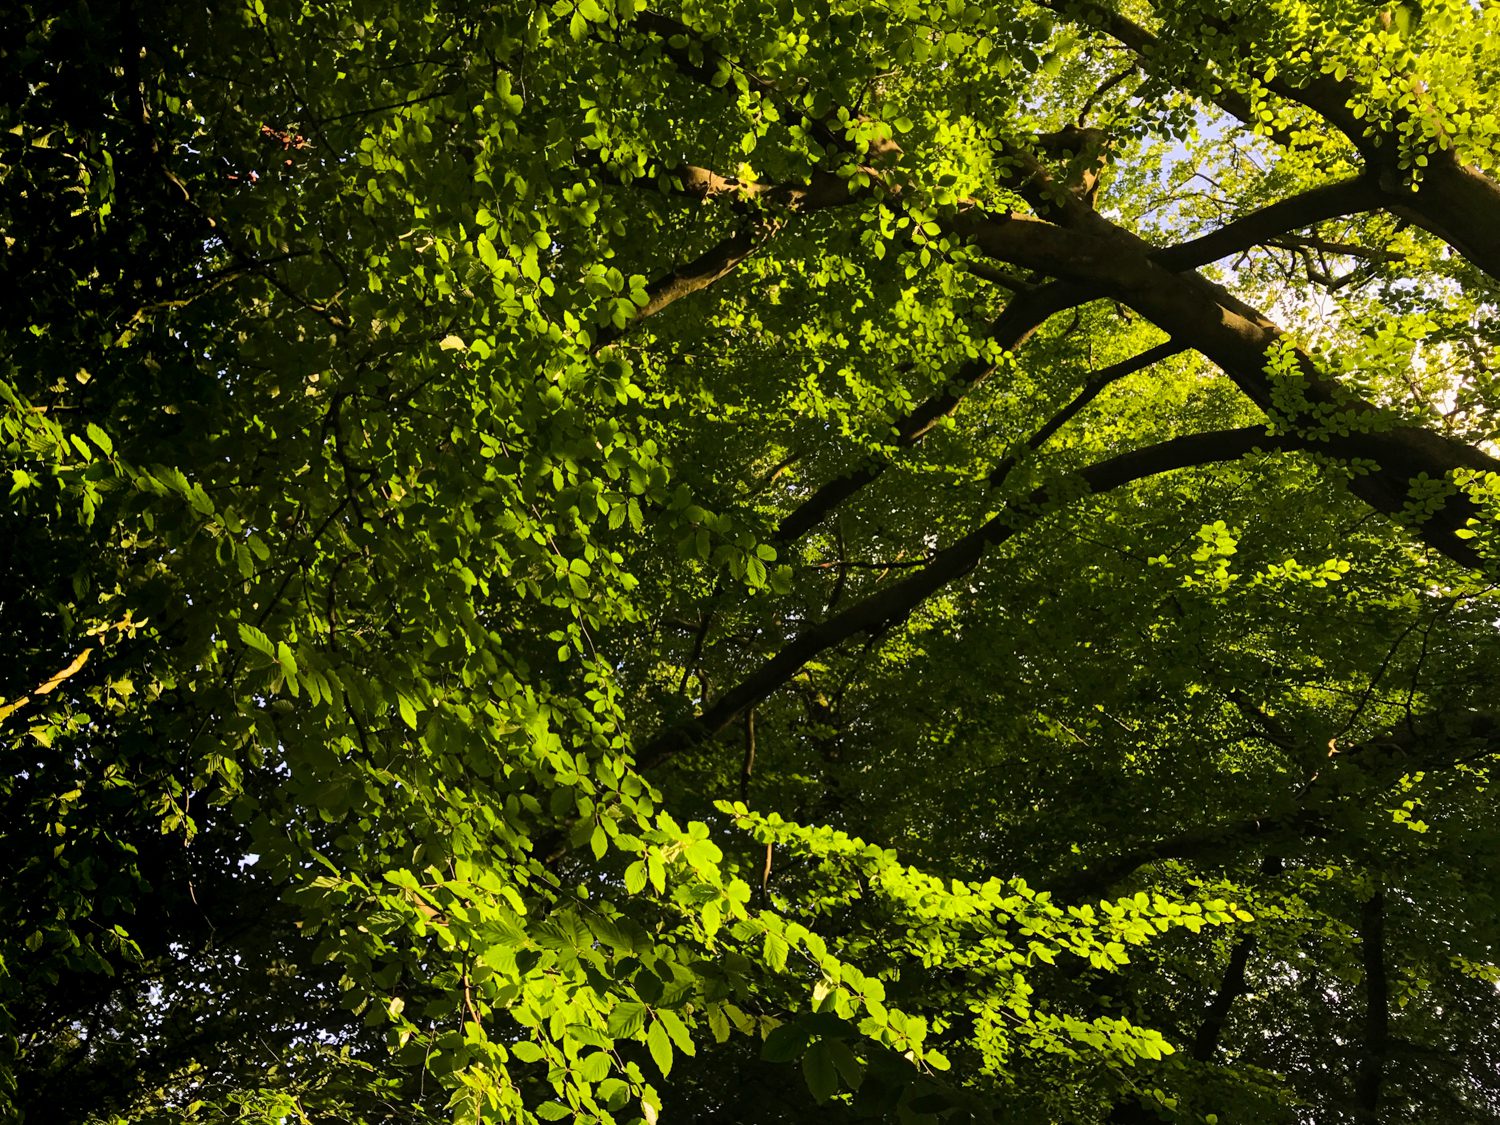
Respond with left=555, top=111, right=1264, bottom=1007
left=739, top=708, right=756, bottom=804
left=675, top=605, right=717, bottom=698
left=807, top=558, right=933, bottom=572
left=1334, top=613, right=1428, bottom=744
left=1354, top=889, right=1389, bottom=1123
left=772, top=282, right=1091, bottom=544
left=1076, top=64, right=1138, bottom=126
left=989, top=340, right=1185, bottom=488
left=1268, top=234, right=1405, bottom=264
left=963, top=260, right=1037, bottom=290
left=639, top=427, right=1290, bottom=769
left=313, top=87, right=462, bottom=128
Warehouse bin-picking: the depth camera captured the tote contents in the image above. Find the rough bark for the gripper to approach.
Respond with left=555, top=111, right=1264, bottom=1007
left=950, top=204, right=1500, bottom=569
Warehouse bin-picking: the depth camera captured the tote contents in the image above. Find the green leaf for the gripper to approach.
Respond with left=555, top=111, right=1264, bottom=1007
left=511, top=1040, right=545, bottom=1063
left=237, top=622, right=274, bottom=657
left=708, top=1004, right=731, bottom=1043
left=647, top=1018, right=673, bottom=1077
left=761, top=1022, right=808, bottom=1063
left=647, top=852, right=666, bottom=894
left=827, top=1038, right=863, bottom=1091
left=701, top=899, right=721, bottom=939
left=763, top=929, right=790, bottom=972
left=577, top=1051, right=611, bottom=1082
left=607, top=1001, right=648, bottom=1040
left=476, top=232, right=500, bottom=269
left=658, top=1008, right=695, bottom=1057
left=803, top=1040, right=839, bottom=1103
left=624, top=861, right=647, bottom=895
left=597, top=1079, right=631, bottom=1110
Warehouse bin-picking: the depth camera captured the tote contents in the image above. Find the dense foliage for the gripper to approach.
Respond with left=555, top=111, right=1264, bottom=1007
left=6, top=0, right=1500, bottom=1121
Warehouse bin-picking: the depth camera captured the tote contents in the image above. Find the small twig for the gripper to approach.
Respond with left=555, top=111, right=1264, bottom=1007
left=739, top=709, right=756, bottom=804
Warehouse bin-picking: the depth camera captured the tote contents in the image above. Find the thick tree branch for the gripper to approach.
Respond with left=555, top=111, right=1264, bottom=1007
left=1055, top=712, right=1500, bottom=904
left=584, top=152, right=874, bottom=349
left=1191, top=935, right=1255, bottom=1063
left=1054, top=808, right=1320, bottom=904
left=631, top=12, right=1500, bottom=569
left=650, top=162, right=862, bottom=213
left=1189, top=857, right=1281, bottom=1063
left=631, top=165, right=1500, bottom=571
left=1042, top=0, right=1297, bottom=148
left=634, top=223, right=764, bottom=324
left=1384, top=158, right=1500, bottom=285
left=1052, top=1, right=1500, bottom=283
left=947, top=205, right=1500, bottom=569
left=595, top=220, right=767, bottom=349
left=1154, top=178, right=1385, bottom=272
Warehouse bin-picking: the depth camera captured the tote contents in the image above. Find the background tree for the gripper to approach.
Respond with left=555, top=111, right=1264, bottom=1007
left=5, top=0, right=1500, bottom=1122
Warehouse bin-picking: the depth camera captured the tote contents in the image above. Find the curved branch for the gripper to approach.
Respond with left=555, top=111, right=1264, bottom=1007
left=640, top=427, right=1289, bottom=768
left=1154, top=178, right=1385, bottom=272
left=1051, top=1, right=1500, bottom=283
left=1054, top=809, right=1320, bottom=904
left=947, top=206, right=1500, bottom=569
left=628, top=11, right=1500, bottom=568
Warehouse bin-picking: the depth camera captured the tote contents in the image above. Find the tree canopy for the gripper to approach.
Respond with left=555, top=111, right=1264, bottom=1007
left=6, top=0, right=1500, bottom=1121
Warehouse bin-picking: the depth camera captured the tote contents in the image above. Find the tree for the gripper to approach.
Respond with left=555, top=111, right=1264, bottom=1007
left=5, top=0, right=1500, bottom=1120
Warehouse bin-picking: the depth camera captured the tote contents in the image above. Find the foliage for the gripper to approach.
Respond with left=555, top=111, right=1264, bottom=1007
left=5, top=0, right=1500, bottom=1122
